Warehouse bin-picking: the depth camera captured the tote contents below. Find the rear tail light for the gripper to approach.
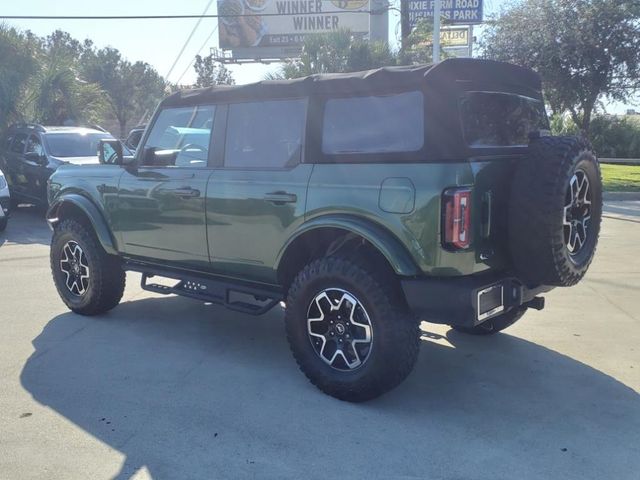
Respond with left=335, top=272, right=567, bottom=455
left=442, top=187, right=472, bottom=250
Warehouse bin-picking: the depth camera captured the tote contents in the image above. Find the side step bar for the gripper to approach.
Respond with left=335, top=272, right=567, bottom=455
left=126, top=262, right=282, bottom=316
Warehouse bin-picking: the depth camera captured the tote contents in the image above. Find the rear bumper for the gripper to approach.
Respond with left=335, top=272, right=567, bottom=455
left=401, top=272, right=552, bottom=327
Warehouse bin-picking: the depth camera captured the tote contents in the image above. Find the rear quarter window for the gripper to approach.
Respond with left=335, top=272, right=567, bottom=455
left=322, top=91, right=424, bottom=155
left=460, top=92, right=549, bottom=147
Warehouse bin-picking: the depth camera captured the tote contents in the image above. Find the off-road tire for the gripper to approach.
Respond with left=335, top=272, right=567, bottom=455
left=285, top=257, right=420, bottom=402
left=0, top=217, right=7, bottom=232
left=509, top=136, right=602, bottom=287
left=51, top=219, right=125, bottom=315
left=452, top=307, right=527, bottom=336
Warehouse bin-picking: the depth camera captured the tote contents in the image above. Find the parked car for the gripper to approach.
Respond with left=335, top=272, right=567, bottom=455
left=0, top=169, right=9, bottom=231
left=0, top=124, right=115, bottom=207
left=123, top=125, right=146, bottom=153
left=46, top=58, right=603, bottom=402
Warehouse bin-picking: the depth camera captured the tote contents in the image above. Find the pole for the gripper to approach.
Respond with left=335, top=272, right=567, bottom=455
left=468, top=24, right=473, bottom=58
left=433, top=0, right=441, bottom=62
left=400, top=0, right=411, bottom=49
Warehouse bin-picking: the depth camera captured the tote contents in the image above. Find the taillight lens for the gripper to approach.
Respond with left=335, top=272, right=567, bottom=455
left=442, top=187, right=472, bottom=250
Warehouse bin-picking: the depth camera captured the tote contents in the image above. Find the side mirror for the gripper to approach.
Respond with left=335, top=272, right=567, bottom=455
left=98, top=139, right=123, bottom=165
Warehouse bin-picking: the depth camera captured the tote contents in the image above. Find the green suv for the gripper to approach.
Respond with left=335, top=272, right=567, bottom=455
left=46, top=59, right=602, bottom=401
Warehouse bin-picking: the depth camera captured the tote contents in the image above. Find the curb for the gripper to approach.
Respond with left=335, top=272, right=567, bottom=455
left=603, top=192, right=640, bottom=201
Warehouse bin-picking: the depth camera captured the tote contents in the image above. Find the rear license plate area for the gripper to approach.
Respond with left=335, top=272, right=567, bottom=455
left=477, top=284, right=504, bottom=321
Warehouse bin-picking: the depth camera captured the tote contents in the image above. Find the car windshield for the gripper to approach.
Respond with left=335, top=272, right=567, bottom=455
left=45, top=132, right=113, bottom=158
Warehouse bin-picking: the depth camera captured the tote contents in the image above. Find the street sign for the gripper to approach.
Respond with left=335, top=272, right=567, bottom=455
left=408, top=0, right=483, bottom=27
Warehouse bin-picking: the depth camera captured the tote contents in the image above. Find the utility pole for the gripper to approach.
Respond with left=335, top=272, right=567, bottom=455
left=400, top=0, right=411, bottom=49
left=433, top=0, right=442, bottom=62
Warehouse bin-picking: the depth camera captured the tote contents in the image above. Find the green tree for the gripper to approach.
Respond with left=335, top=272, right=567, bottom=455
left=82, top=47, right=166, bottom=136
left=23, top=30, right=106, bottom=125
left=482, top=0, right=640, bottom=134
left=280, top=30, right=396, bottom=79
left=193, top=55, right=235, bottom=87
left=0, top=25, right=37, bottom=133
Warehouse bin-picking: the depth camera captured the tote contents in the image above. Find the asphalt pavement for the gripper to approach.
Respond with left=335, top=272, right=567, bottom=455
left=0, top=203, right=638, bottom=480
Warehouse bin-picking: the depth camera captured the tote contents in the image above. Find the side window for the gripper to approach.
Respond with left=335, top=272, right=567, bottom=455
left=11, top=133, right=28, bottom=154
left=224, top=99, right=307, bottom=169
left=322, top=91, right=424, bottom=155
left=459, top=92, right=549, bottom=147
left=142, top=105, right=215, bottom=167
left=26, top=135, right=44, bottom=156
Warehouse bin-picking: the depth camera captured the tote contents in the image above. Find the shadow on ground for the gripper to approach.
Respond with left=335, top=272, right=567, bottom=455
left=21, top=296, right=640, bottom=480
left=0, top=204, right=50, bottom=247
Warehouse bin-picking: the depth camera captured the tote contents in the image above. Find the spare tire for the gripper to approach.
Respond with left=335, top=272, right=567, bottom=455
left=508, top=136, right=602, bottom=287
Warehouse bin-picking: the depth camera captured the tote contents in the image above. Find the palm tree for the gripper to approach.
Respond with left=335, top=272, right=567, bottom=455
left=0, top=25, right=37, bottom=132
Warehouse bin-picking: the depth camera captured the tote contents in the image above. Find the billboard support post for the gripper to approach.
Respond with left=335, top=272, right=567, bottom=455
left=370, top=0, right=389, bottom=43
left=468, top=24, right=473, bottom=57
left=433, top=0, right=441, bottom=62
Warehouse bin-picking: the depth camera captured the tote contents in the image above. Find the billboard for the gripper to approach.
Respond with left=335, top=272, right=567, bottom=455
left=217, top=0, right=370, bottom=60
left=408, top=0, right=483, bottom=27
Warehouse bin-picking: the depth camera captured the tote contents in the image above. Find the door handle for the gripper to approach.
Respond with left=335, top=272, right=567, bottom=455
left=264, top=191, right=297, bottom=205
left=172, top=187, right=201, bottom=198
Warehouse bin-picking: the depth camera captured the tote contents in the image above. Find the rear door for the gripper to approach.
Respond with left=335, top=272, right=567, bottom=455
left=115, top=105, right=218, bottom=270
left=206, top=98, right=311, bottom=284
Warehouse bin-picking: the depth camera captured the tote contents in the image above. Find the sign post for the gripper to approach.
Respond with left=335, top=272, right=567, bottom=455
left=433, top=0, right=441, bottom=62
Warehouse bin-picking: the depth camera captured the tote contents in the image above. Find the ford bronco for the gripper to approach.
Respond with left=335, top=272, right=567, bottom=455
left=46, top=58, right=602, bottom=402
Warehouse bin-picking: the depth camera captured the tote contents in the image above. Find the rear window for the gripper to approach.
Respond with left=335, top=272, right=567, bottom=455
left=322, top=91, right=424, bottom=155
left=460, top=92, right=549, bottom=147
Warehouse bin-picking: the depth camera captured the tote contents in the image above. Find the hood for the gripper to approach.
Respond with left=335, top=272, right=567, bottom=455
left=53, top=156, right=100, bottom=165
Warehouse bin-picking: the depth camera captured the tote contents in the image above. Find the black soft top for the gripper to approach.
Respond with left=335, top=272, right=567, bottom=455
left=163, top=58, right=541, bottom=107
left=162, top=58, right=543, bottom=161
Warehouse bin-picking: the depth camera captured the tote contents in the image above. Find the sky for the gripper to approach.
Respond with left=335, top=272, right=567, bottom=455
left=0, top=0, right=635, bottom=113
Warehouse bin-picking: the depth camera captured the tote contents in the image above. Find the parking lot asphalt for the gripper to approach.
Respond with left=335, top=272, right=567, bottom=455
left=0, top=203, right=639, bottom=480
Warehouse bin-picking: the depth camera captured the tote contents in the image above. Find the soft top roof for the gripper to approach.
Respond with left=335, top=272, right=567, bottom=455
left=163, top=58, right=541, bottom=107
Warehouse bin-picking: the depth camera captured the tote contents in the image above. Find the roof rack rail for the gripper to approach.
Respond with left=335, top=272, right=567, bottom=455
left=88, top=124, right=108, bottom=132
left=10, top=122, right=46, bottom=133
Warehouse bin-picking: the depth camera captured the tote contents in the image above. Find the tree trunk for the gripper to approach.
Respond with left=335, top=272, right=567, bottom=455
left=118, top=115, right=127, bottom=139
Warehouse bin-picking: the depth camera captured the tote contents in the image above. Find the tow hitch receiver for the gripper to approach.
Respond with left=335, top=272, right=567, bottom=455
left=524, top=296, right=545, bottom=311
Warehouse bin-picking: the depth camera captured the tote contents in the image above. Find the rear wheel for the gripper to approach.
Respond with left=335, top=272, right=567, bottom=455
left=0, top=217, right=7, bottom=232
left=51, top=219, right=125, bottom=315
left=451, top=307, right=527, bottom=336
left=285, top=257, right=420, bottom=402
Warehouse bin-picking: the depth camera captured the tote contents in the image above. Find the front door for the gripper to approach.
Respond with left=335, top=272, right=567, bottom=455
left=115, top=104, right=217, bottom=270
left=206, top=98, right=311, bottom=284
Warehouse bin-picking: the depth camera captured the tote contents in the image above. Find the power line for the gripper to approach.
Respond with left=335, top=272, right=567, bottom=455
left=165, top=0, right=216, bottom=80
left=0, top=11, right=376, bottom=20
left=175, top=24, right=220, bottom=85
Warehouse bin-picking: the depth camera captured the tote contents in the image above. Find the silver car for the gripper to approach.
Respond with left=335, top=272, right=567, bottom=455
left=0, top=168, right=9, bottom=231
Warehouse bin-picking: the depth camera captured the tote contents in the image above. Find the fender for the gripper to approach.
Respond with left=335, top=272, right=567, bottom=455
left=46, top=193, right=118, bottom=256
left=277, top=214, right=420, bottom=277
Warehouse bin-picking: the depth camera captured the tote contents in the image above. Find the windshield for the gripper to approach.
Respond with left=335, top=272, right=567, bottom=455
left=45, top=132, right=113, bottom=158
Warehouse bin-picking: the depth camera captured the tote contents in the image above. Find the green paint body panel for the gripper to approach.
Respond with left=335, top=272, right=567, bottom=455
left=48, top=157, right=518, bottom=285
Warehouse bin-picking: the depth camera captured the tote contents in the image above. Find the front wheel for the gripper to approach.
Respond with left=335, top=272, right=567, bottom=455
left=285, top=257, right=420, bottom=402
left=51, top=219, right=126, bottom=315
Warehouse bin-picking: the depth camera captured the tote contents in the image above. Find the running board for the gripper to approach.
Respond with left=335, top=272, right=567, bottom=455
left=126, top=263, right=282, bottom=316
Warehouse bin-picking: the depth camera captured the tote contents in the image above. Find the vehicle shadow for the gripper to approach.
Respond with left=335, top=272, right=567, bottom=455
left=0, top=204, right=51, bottom=247
left=21, top=296, right=640, bottom=480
